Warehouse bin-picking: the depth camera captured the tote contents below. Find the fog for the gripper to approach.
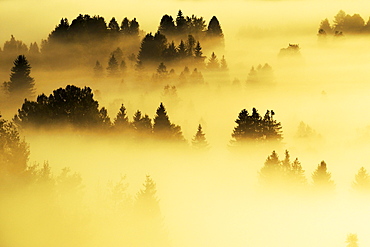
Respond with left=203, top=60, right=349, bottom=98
left=2, top=1, right=370, bottom=247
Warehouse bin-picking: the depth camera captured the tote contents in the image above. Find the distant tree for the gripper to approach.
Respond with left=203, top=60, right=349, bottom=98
left=186, top=35, right=196, bottom=57
left=162, top=41, right=178, bottom=61
left=278, top=44, right=301, bottom=57
left=3, top=55, right=35, bottom=100
left=3, top=35, right=28, bottom=55
left=99, top=107, right=112, bottom=128
left=352, top=167, right=370, bottom=193
left=93, top=60, right=104, bottom=77
left=346, top=234, right=359, bottom=247
left=192, top=124, right=209, bottom=150
left=114, top=104, right=130, bottom=131
left=262, top=110, right=282, bottom=141
left=312, top=161, right=335, bottom=192
left=177, top=40, right=187, bottom=59
left=259, top=150, right=282, bottom=186
left=190, top=68, right=204, bottom=84
left=220, top=55, right=228, bottom=71
left=153, top=103, right=184, bottom=141
left=107, top=54, right=119, bottom=77
left=111, top=47, right=124, bottom=62
left=319, top=18, right=333, bottom=34
left=47, top=18, right=70, bottom=43
left=333, top=10, right=347, bottom=32
left=28, top=42, right=40, bottom=55
left=207, top=52, right=219, bottom=70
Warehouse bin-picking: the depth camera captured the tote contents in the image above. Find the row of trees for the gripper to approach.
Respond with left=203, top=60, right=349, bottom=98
left=259, top=150, right=370, bottom=195
left=318, top=10, right=370, bottom=36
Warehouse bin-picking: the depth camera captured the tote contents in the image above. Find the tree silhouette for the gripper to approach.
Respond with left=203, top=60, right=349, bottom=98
left=108, top=17, right=120, bottom=36
left=192, top=124, right=209, bottom=150
left=3, top=55, right=35, bottom=100
left=207, top=16, right=224, bottom=38
left=107, top=54, right=119, bottom=77
left=14, top=85, right=106, bottom=129
left=132, top=110, right=152, bottom=134
left=231, top=108, right=282, bottom=144
left=153, top=103, right=184, bottom=141
left=114, top=104, right=130, bottom=131
left=93, top=60, right=104, bottom=77
left=352, top=167, right=370, bottom=193
left=207, top=52, right=219, bottom=70
left=176, top=10, right=187, bottom=34
left=312, top=161, right=335, bottom=192
left=121, top=17, right=130, bottom=35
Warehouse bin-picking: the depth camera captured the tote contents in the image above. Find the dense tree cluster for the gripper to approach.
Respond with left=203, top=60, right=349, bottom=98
left=318, top=10, right=370, bottom=36
left=246, top=63, right=273, bottom=85
left=259, top=150, right=336, bottom=194
left=14, top=85, right=107, bottom=129
left=157, top=10, right=224, bottom=44
left=231, top=108, right=283, bottom=145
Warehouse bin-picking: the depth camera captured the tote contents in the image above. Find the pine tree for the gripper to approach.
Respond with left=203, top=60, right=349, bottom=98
left=312, top=161, right=335, bottom=192
left=177, top=40, right=187, bottom=59
left=158, top=14, right=176, bottom=36
left=220, top=55, right=228, bottom=71
left=259, top=150, right=282, bottom=187
left=207, top=52, right=219, bottom=70
left=107, top=54, right=119, bottom=77
left=192, top=124, right=209, bottom=150
left=108, top=17, right=120, bottom=34
left=153, top=103, right=184, bottom=141
left=352, top=167, right=370, bottom=193
left=176, top=10, right=187, bottom=34
left=114, top=104, right=130, bottom=131
left=121, top=17, right=130, bottom=35
left=99, top=107, right=111, bottom=128
left=132, top=110, right=152, bottom=134
left=93, top=60, right=104, bottom=77
left=207, top=16, right=224, bottom=39
left=3, top=55, right=35, bottom=100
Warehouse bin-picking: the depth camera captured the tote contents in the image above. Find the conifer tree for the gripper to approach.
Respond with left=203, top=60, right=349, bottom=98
left=121, top=17, right=130, bottom=35
left=352, top=167, right=370, bottom=193
left=114, top=104, right=130, bottom=130
left=108, top=17, right=120, bottom=33
left=93, top=60, right=104, bottom=77
left=176, top=10, right=187, bottom=34
left=132, top=110, right=152, bottom=134
left=158, top=14, right=176, bottom=36
left=207, top=52, right=219, bottom=70
left=3, top=55, right=35, bottom=100
left=220, top=55, right=228, bottom=71
left=312, top=161, right=335, bottom=192
left=153, top=103, right=184, bottom=141
left=107, top=54, right=119, bottom=77
left=192, top=124, right=209, bottom=150
left=177, top=40, right=187, bottom=59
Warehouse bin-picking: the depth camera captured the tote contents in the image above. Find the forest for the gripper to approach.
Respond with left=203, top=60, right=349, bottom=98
left=1, top=3, right=370, bottom=247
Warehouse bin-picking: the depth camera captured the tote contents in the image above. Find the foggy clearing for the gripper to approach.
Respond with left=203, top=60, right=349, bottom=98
left=1, top=1, right=370, bottom=247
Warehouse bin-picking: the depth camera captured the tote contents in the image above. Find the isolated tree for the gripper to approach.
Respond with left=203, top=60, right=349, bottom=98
left=153, top=103, right=184, bottom=141
left=107, top=54, right=119, bottom=76
left=3, top=55, right=35, bottom=100
left=352, top=167, right=370, bottom=193
left=312, top=161, right=335, bottom=192
left=220, top=55, right=228, bottom=71
left=346, top=233, right=359, bottom=247
left=207, top=52, right=219, bottom=70
left=192, top=124, right=209, bottom=150
left=135, top=175, right=160, bottom=217
left=114, top=104, right=130, bottom=131
left=93, top=60, right=104, bottom=77
left=207, top=16, right=223, bottom=37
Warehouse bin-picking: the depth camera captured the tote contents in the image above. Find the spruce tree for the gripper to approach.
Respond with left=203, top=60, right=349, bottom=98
left=153, top=103, right=183, bottom=141
left=312, top=161, right=335, bottom=192
left=3, top=55, right=35, bottom=100
left=107, top=54, right=119, bottom=77
left=132, top=110, right=152, bottom=134
left=352, top=167, right=370, bottom=193
left=114, top=104, right=130, bottom=131
left=207, top=52, right=219, bottom=70
left=192, top=124, right=209, bottom=150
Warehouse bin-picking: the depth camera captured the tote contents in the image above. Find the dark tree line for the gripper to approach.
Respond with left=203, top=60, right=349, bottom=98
left=318, top=10, right=370, bottom=36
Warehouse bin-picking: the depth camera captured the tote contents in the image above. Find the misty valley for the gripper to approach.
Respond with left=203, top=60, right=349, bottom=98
left=2, top=8, right=370, bottom=247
